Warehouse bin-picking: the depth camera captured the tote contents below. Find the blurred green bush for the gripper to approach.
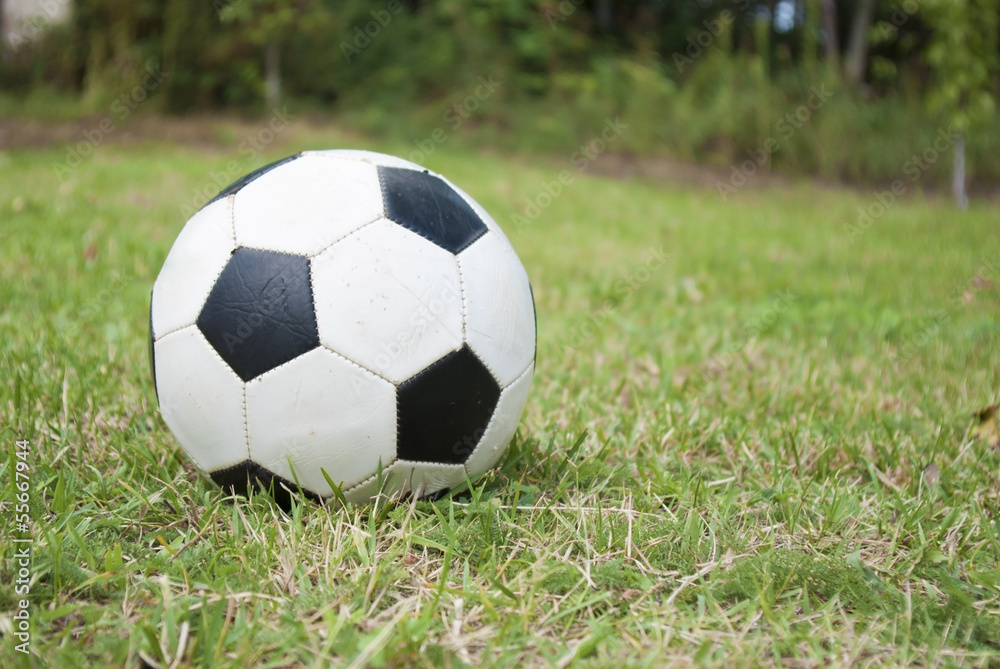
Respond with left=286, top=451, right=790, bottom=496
left=2, top=0, right=997, bottom=187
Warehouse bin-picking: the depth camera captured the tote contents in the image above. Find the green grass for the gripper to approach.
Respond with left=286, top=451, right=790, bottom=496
left=1, top=119, right=1000, bottom=668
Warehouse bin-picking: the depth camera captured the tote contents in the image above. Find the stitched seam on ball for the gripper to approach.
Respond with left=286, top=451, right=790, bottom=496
left=395, top=348, right=470, bottom=469
left=228, top=194, right=238, bottom=244
left=449, top=178, right=490, bottom=253
left=375, top=165, right=485, bottom=253
left=376, top=166, right=437, bottom=249
left=195, top=258, right=234, bottom=330
left=233, top=244, right=310, bottom=258
left=452, top=226, right=488, bottom=254
left=184, top=318, right=249, bottom=457
left=376, top=167, right=391, bottom=216
left=457, top=229, right=491, bottom=256
left=155, top=322, right=194, bottom=341
left=440, top=176, right=490, bottom=254
left=394, top=364, right=402, bottom=475
left=241, top=382, right=250, bottom=460
left=318, top=343, right=394, bottom=385
left=210, top=459, right=254, bottom=477
left=206, top=459, right=258, bottom=480
left=175, top=198, right=239, bottom=343
left=318, top=456, right=380, bottom=497
left=383, top=215, right=449, bottom=251
left=341, top=474, right=371, bottom=495
left=463, top=361, right=534, bottom=476
left=467, top=340, right=500, bottom=389
left=456, top=253, right=468, bottom=341
left=510, top=358, right=535, bottom=391
left=308, top=215, right=384, bottom=259
left=397, top=344, right=460, bottom=388
left=269, top=470, right=320, bottom=502
left=190, top=327, right=247, bottom=389
left=462, top=389, right=503, bottom=467
left=156, top=203, right=236, bottom=340
left=454, top=233, right=507, bottom=384
left=395, top=459, right=467, bottom=469
left=244, top=353, right=302, bottom=385
left=343, top=466, right=386, bottom=496
left=513, top=359, right=534, bottom=385
left=154, top=322, right=198, bottom=345
left=210, top=461, right=256, bottom=495
left=303, top=255, right=318, bottom=371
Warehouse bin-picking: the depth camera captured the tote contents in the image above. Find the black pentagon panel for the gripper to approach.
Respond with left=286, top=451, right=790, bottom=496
left=197, top=247, right=319, bottom=381
left=397, top=345, right=501, bottom=465
left=211, top=460, right=321, bottom=511
left=378, top=166, right=488, bottom=254
left=203, top=154, right=300, bottom=210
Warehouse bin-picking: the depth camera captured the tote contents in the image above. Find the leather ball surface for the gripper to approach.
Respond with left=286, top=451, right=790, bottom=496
left=150, top=150, right=535, bottom=507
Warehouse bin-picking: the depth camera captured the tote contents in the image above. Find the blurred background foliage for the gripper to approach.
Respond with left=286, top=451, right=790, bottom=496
left=1, top=0, right=998, bottom=189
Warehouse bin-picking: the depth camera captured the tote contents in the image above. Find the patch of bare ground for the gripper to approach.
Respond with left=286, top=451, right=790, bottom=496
left=0, top=113, right=318, bottom=152
left=2, top=114, right=997, bottom=201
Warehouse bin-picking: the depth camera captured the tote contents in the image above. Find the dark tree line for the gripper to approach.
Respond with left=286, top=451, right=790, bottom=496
left=2, top=1, right=992, bottom=106
left=2, top=1, right=998, bottom=197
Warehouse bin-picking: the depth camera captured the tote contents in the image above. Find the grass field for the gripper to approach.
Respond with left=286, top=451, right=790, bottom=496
left=2, top=119, right=1000, bottom=668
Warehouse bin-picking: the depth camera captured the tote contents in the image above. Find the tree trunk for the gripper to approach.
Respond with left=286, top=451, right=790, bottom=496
left=844, top=0, right=874, bottom=85
left=265, top=41, right=281, bottom=109
left=821, top=0, right=838, bottom=70
left=595, top=0, right=613, bottom=30
left=953, top=133, right=968, bottom=210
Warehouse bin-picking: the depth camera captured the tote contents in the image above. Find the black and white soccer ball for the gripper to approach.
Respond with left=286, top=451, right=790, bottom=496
left=150, top=150, right=535, bottom=507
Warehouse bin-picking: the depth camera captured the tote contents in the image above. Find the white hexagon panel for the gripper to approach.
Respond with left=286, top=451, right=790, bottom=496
left=458, top=232, right=536, bottom=387
left=312, top=217, right=464, bottom=384
left=151, top=197, right=235, bottom=338
left=233, top=153, right=384, bottom=256
left=153, top=326, right=248, bottom=473
left=245, top=347, right=397, bottom=496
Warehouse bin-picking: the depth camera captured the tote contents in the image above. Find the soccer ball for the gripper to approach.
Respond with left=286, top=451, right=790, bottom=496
left=150, top=150, right=535, bottom=508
